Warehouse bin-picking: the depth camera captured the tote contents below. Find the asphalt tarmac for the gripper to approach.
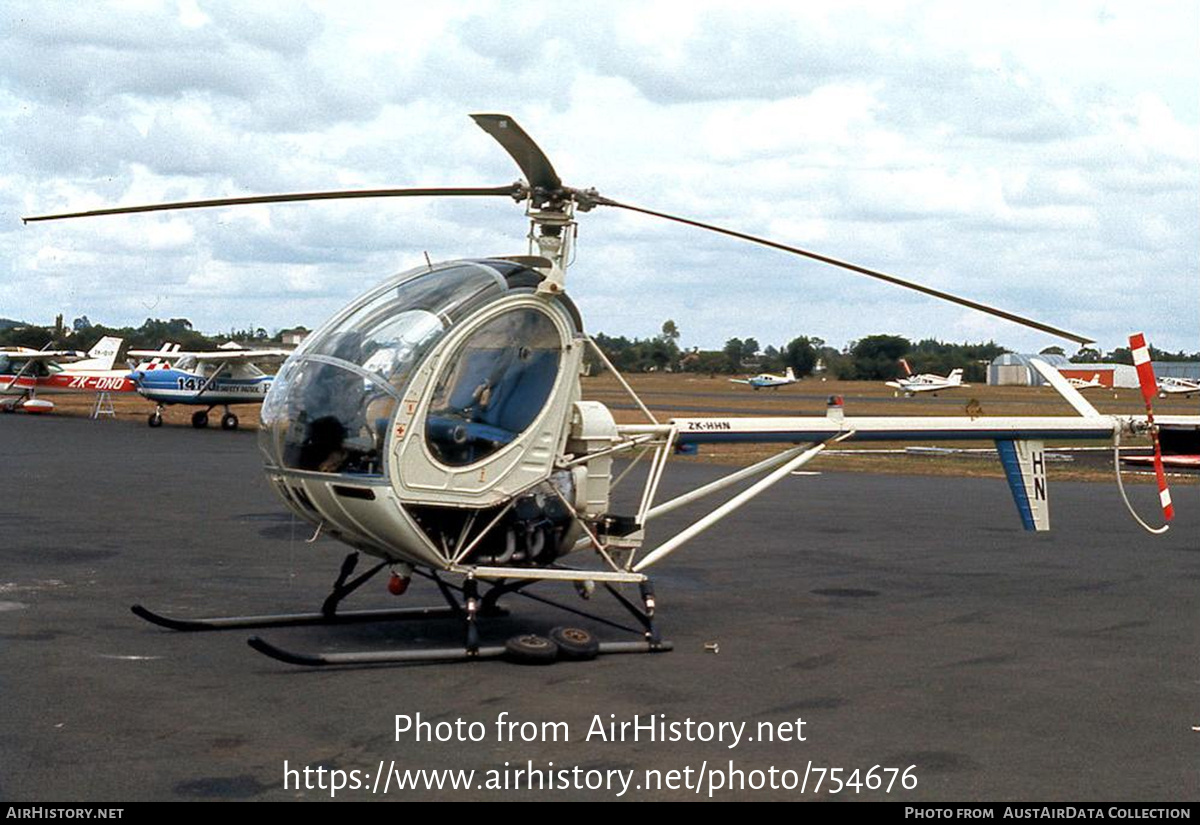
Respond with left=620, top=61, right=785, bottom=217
left=2, top=414, right=1197, bottom=802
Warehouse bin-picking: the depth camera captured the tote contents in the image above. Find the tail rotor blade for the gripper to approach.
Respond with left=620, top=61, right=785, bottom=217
left=1130, top=333, right=1158, bottom=406
left=1151, top=436, right=1175, bottom=522
left=1129, top=332, right=1174, bottom=522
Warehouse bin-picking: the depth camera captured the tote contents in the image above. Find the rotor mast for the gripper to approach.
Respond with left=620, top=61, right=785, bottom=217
left=470, top=113, right=584, bottom=293
left=523, top=196, right=577, bottom=293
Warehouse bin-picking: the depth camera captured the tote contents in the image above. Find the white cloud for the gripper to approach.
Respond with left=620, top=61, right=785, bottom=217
left=1, top=0, right=1196, bottom=353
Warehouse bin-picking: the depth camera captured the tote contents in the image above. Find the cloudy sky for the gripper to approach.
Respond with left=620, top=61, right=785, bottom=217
left=2, top=0, right=1196, bottom=354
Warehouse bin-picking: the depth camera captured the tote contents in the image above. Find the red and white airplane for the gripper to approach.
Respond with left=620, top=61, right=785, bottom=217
left=0, top=336, right=134, bottom=412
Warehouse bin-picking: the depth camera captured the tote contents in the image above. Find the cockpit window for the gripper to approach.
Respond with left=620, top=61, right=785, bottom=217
left=228, top=361, right=266, bottom=379
left=259, top=262, right=508, bottom=475
left=0, top=355, right=55, bottom=377
left=425, top=308, right=562, bottom=467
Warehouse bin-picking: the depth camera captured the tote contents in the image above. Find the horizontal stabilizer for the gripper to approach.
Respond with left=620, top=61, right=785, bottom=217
left=996, top=439, right=1049, bottom=531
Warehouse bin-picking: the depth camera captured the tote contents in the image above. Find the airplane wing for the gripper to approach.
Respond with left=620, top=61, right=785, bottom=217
left=1123, top=454, right=1200, bottom=469
left=1157, top=380, right=1200, bottom=396
left=728, top=378, right=751, bottom=385
left=127, top=348, right=291, bottom=362
left=2, top=349, right=85, bottom=362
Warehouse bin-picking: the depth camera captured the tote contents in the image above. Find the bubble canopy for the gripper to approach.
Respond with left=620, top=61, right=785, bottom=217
left=258, top=259, right=552, bottom=477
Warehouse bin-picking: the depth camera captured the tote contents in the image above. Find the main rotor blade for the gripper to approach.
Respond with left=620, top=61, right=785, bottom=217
left=22, top=185, right=524, bottom=223
left=471, top=113, right=562, bottom=194
left=596, top=197, right=1094, bottom=345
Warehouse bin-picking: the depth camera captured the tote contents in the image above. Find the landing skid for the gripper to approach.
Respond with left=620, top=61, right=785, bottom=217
left=248, top=637, right=672, bottom=667
left=132, top=551, right=671, bottom=667
left=131, top=551, right=472, bottom=631
left=130, top=603, right=462, bottom=631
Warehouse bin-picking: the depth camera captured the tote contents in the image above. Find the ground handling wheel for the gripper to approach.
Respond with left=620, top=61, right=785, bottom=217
left=504, top=634, right=559, bottom=665
left=548, top=626, right=600, bottom=661
left=191, top=410, right=209, bottom=429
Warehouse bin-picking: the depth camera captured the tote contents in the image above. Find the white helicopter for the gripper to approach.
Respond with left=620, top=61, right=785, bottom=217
left=24, top=114, right=1198, bottom=666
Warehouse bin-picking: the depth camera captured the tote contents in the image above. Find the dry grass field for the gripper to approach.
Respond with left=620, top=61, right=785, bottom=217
left=581, top=372, right=1197, bottom=483
left=24, top=372, right=1198, bottom=484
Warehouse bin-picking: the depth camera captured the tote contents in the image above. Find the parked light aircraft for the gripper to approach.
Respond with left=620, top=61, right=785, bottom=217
left=1066, top=373, right=1104, bottom=391
left=0, top=337, right=132, bottom=412
left=1157, top=376, right=1200, bottom=398
left=126, top=344, right=290, bottom=429
left=1123, top=423, right=1200, bottom=469
left=730, top=367, right=796, bottom=390
left=885, top=359, right=967, bottom=397
left=24, top=114, right=1198, bottom=666
left=1124, top=453, right=1200, bottom=469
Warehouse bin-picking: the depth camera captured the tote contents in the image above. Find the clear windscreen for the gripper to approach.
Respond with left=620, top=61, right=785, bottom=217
left=259, top=262, right=506, bottom=475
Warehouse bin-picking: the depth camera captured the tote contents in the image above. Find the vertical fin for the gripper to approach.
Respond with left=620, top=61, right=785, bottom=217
left=86, top=336, right=122, bottom=368
left=996, top=439, right=1050, bottom=531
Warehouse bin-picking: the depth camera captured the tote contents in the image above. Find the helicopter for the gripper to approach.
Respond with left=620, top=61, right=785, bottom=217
left=23, top=114, right=1199, bottom=666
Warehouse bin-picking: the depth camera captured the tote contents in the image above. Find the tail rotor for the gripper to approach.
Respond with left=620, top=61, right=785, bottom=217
left=1116, top=332, right=1174, bottom=533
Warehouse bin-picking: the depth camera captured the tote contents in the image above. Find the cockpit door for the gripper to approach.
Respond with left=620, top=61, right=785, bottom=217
left=389, top=297, right=581, bottom=507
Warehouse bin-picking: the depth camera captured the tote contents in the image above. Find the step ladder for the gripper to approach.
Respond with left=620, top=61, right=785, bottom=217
left=91, top=391, right=115, bottom=420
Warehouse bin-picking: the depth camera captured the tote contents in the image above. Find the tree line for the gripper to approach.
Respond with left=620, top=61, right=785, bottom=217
left=586, top=322, right=1005, bottom=382
left=3, top=315, right=1194, bottom=381
left=0, top=315, right=298, bottom=353
left=586, top=321, right=1198, bottom=382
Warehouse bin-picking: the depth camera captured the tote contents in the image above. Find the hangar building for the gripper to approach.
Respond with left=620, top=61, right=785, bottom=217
left=988, top=353, right=1067, bottom=387
left=987, top=353, right=1141, bottom=388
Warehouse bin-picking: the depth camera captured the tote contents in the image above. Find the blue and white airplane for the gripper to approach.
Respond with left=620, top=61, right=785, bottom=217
left=729, top=366, right=797, bottom=390
left=127, top=343, right=290, bottom=429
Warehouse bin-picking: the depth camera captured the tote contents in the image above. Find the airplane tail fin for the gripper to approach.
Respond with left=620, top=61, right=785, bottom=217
left=72, top=336, right=123, bottom=370
left=130, top=342, right=180, bottom=372
left=785, top=367, right=795, bottom=380
left=899, top=358, right=913, bottom=377
left=948, top=368, right=964, bottom=385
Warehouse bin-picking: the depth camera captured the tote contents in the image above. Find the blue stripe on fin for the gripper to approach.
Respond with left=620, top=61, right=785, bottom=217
left=996, top=439, right=1037, bottom=531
